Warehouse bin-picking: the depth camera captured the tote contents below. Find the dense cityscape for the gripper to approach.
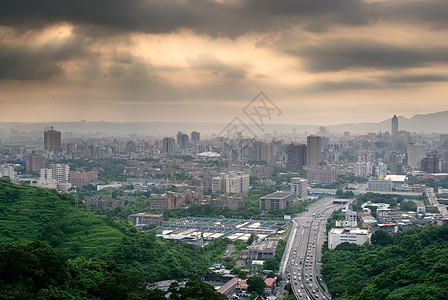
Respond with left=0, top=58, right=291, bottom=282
left=2, top=0, right=448, bottom=299
left=1, top=113, right=448, bottom=299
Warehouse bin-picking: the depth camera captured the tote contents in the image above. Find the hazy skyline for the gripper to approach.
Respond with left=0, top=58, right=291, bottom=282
left=1, top=0, right=448, bottom=125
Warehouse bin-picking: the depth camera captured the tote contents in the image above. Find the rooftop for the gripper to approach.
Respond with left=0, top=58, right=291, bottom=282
left=261, top=191, right=296, bottom=200
left=385, top=175, right=407, bottom=182
left=330, top=228, right=369, bottom=235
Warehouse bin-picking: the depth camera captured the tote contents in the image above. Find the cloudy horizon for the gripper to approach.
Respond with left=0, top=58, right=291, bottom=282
left=1, top=0, right=448, bottom=125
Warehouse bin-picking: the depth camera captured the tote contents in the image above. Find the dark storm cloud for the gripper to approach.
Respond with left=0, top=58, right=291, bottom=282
left=1, top=0, right=447, bottom=38
left=293, top=40, right=448, bottom=72
left=0, top=34, right=87, bottom=80
left=304, top=80, right=379, bottom=93
left=379, top=74, right=448, bottom=84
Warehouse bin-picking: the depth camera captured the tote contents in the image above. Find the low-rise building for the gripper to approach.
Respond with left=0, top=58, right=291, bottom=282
left=247, top=239, right=279, bottom=260
left=70, top=171, right=98, bottom=187
left=217, top=278, right=239, bottom=298
left=306, top=166, right=338, bottom=184
left=260, top=191, right=298, bottom=212
left=211, top=194, right=245, bottom=210
left=377, top=223, right=398, bottom=234
left=368, top=178, right=393, bottom=192
left=384, top=175, right=408, bottom=187
left=328, top=228, right=370, bottom=250
left=130, top=213, right=163, bottom=227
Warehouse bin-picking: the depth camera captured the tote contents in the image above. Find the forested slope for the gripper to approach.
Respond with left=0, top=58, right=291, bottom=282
left=0, top=179, right=208, bottom=285
left=322, top=226, right=448, bottom=300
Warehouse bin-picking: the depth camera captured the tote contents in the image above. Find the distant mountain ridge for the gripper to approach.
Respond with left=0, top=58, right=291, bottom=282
left=1, top=110, right=447, bottom=136
left=327, top=111, right=448, bottom=134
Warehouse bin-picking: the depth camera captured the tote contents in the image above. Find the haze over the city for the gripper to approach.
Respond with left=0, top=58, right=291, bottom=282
left=1, top=0, right=448, bottom=125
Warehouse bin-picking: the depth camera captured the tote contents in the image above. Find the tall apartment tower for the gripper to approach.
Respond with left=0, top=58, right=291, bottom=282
left=391, top=115, right=398, bottom=137
left=291, top=177, right=308, bottom=200
left=191, top=131, right=200, bottom=143
left=307, top=136, right=322, bottom=166
left=44, top=127, right=61, bottom=152
left=287, top=144, right=307, bottom=170
left=162, top=137, right=175, bottom=155
left=176, top=131, right=189, bottom=150
left=407, top=143, right=426, bottom=168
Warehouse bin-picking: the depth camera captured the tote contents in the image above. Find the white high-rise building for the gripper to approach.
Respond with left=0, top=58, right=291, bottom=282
left=40, top=168, right=53, bottom=181
left=355, top=162, right=373, bottom=178
left=40, top=164, right=70, bottom=183
left=51, top=164, right=70, bottom=183
left=0, top=164, right=16, bottom=179
left=291, top=177, right=308, bottom=200
left=376, top=162, right=388, bottom=177
left=212, top=172, right=250, bottom=194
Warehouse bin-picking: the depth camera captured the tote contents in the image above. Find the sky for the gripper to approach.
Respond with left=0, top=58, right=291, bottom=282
left=1, top=0, right=448, bottom=125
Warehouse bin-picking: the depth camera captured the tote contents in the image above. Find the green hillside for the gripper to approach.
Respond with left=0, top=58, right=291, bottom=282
left=0, top=179, right=208, bottom=283
left=322, top=225, right=448, bottom=299
left=0, top=180, right=125, bottom=258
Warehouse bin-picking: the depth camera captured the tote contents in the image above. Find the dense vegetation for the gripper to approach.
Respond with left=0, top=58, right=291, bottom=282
left=148, top=281, right=227, bottom=300
left=0, top=179, right=208, bottom=286
left=322, top=225, right=448, bottom=299
left=0, top=180, right=125, bottom=258
left=408, top=176, right=448, bottom=190
left=0, top=241, right=147, bottom=299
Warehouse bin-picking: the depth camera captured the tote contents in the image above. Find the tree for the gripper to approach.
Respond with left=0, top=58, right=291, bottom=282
left=170, top=281, right=227, bottom=300
left=0, top=241, right=71, bottom=298
left=95, top=270, right=147, bottom=300
left=263, top=257, right=279, bottom=271
left=247, top=276, right=266, bottom=295
left=148, top=288, right=166, bottom=300
left=247, top=233, right=255, bottom=246
left=371, top=230, right=394, bottom=246
left=400, top=201, right=417, bottom=212
left=238, top=271, right=247, bottom=279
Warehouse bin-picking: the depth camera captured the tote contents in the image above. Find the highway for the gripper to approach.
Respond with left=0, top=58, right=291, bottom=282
left=279, top=196, right=348, bottom=300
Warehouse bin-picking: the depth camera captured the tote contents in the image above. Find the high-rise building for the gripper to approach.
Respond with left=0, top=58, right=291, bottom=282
left=421, top=155, right=439, bottom=173
left=0, top=164, right=16, bottom=179
left=287, top=144, right=307, bottom=170
left=191, top=131, right=200, bottom=143
left=261, top=143, right=276, bottom=163
left=291, top=177, right=307, bottom=200
left=407, top=143, right=426, bottom=168
left=51, top=163, right=70, bottom=183
left=307, top=136, right=322, bottom=166
left=212, top=172, right=250, bottom=194
left=391, top=115, right=398, bottom=137
left=318, top=127, right=327, bottom=136
left=26, top=154, right=45, bottom=173
left=40, top=163, right=70, bottom=183
left=44, top=127, right=61, bottom=152
left=177, top=131, right=189, bottom=150
left=162, top=137, right=175, bottom=154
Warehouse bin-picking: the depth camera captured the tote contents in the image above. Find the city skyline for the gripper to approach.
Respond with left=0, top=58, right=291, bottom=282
left=1, top=1, right=448, bottom=125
